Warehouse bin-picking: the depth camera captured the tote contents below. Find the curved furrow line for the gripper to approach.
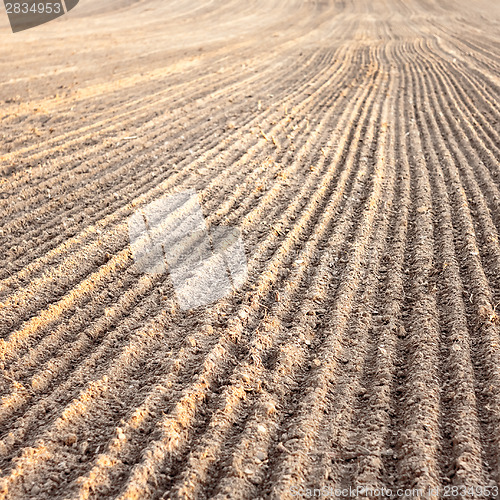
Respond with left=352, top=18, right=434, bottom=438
left=61, top=47, right=378, bottom=500
left=0, top=47, right=382, bottom=496
left=378, top=45, right=442, bottom=493
left=66, top=47, right=384, bottom=500
left=0, top=47, right=352, bottom=360
left=408, top=46, right=488, bottom=486
left=411, top=48, right=500, bottom=484
left=0, top=45, right=345, bottom=292
left=0, top=47, right=376, bottom=485
left=77, top=123, right=372, bottom=500
left=209, top=111, right=401, bottom=500
left=149, top=64, right=388, bottom=500
left=423, top=38, right=500, bottom=162
left=335, top=43, right=410, bottom=492
left=0, top=47, right=355, bottom=393
left=0, top=47, right=307, bottom=228
left=259, top=47, right=397, bottom=499
left=419, top=45, right=500, bottom=290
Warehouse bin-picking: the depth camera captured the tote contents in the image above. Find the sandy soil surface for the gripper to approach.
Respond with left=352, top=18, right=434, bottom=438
left=1, top=0, right=500, bottom=498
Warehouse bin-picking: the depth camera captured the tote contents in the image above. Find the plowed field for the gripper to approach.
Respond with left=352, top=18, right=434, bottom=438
left=1, top=0, right=500, bottom=498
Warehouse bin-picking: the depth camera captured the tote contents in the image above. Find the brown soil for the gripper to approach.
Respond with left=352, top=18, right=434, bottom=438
left=1, top=0, right=500, bottom=498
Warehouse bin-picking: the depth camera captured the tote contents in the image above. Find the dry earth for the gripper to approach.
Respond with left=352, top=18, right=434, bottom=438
left=1, top=0, right=500, bottom=498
